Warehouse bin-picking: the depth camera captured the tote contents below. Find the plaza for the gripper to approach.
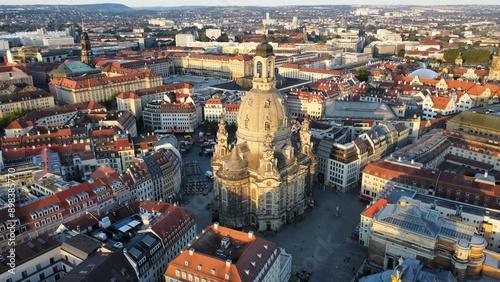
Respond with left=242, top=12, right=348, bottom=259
left=179, top=130, right=368, bottom=282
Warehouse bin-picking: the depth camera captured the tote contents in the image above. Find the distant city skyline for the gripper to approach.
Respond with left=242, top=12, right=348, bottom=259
left=1, top=0, right=499, bottom=7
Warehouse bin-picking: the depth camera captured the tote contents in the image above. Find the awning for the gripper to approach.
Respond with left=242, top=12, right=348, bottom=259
left=359, top=194, right=373, bottom=202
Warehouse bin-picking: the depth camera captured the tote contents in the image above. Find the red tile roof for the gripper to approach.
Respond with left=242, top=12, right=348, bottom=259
left=362, top=199, right=388, bottom=218
left=431, top=96, right=452, bottom=110
left=225, top=104, right=240, bottom=112
left=165, top=224, right=279, bottom=282
left=117, top=91, right=140, bottom=99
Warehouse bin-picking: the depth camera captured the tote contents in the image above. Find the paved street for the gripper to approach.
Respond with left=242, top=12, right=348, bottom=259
left=264, top=188, right=368, bottom=282
left=178, top=132, right=368, bottom=281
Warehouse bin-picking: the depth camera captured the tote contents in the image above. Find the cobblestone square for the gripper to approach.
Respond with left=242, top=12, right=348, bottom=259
left=180, top=142, right=368, bottom=282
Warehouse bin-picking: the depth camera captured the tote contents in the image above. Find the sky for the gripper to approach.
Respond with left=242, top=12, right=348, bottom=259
left=1, top=0, right=499, bottom=7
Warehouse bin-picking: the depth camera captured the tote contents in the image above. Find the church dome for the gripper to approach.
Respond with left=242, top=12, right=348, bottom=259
left=408, top=68, right=438, bottom=79
left=237, top=87, right=290, bottom=142
left=255, top=40, right=274, bottom=57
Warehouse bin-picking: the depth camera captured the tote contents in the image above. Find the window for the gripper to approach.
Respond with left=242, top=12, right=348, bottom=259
left=266, top=192, right=273, bottom=215
left=222, top=188, right=227, bottom=203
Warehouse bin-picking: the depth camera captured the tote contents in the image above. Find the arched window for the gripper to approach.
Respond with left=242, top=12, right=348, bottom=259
left=222, top=187, right=227, bottom=204
left=266, top=192, right=273, bottom=215
left=251, top=188, right=256, bottom=200
left=293, top=182, right=298, bottom=204
left=279, top=186, right=284, bottom=210
left=256, top=61, right=263, bottom=78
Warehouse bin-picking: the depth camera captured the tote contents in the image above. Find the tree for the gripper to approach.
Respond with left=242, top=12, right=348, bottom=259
left=443, top=49, right=461, bottom=65
left=216, top=34, right=229, bottom=42
left=201, top=120, right=218, bottom=136
left=0, top=108, right=32, bottom=133
left=408, top=33, right=418, bottom=41
left=355, top=68, right=369, bottom=82
left=199, top=33, right=210, bottom=42
left=463, top=49, right=490, bottom=65
left=101, top=92, right=121, bottom=110
left=234, top=35, right=243, bottom=43
left=226, top=123, right=237, bottom=138
left=397, top=49, right=406, bottom=58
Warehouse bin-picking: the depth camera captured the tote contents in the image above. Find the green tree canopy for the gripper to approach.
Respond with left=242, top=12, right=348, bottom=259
left=443, top=49, right=461, bottom=65
left=408, top=33, right=418, bottom=41
left=200, top=120, right=219, bottom=136
left=234, top=35, right=243, bottom=43
left=0, top=108, right=32, bottom=133
left=397, top=49, right=405, bottom=58
left=216, top=34, right=229, bottom=42
left=355, top=68, right=369, bottom=82
left=226, top=123, right=237, bottom=138
left=199, top=33, right=210, bottom=42
left=463, top=49, right=491, bottom=65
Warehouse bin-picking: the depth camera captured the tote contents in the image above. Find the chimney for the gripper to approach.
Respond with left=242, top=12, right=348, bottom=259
left=485, top=171, right=488, bottom=178
left=248, top=230, right=254, bottom=239
left=226, top=259, right=232, bottom=267
left=189, top=248, right=194, bottom=256
left=214, top=222, right=219, bottom=229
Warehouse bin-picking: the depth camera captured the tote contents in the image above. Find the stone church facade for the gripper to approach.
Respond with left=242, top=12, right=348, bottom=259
left=211, top=39, right=316, bottom=232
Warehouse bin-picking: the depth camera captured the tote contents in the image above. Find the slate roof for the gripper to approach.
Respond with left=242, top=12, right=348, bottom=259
left=61, top=234, right=103, bottom=260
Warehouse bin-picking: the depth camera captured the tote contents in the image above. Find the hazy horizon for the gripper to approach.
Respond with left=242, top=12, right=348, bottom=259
left=1, top=0, right=499, bottom=7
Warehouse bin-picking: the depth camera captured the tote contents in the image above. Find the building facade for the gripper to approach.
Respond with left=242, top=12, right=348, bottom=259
left=49, top=67, right=162, bottom=105
left=361, top=189, right=500, bottom=281
left=171, top=53, right=252, bottom=79
left=211, top=40, right=316, bottom=231
left=0, top=87, right=54, bottom=119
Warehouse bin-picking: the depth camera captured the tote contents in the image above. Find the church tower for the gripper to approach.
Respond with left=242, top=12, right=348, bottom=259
left=488, top=47, right=500, bottom=81
left=212, top=37, right=316, bottom=231
left=80, top=23, right=95, bottom=68
left=455, top=52, right=463, bottom=67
